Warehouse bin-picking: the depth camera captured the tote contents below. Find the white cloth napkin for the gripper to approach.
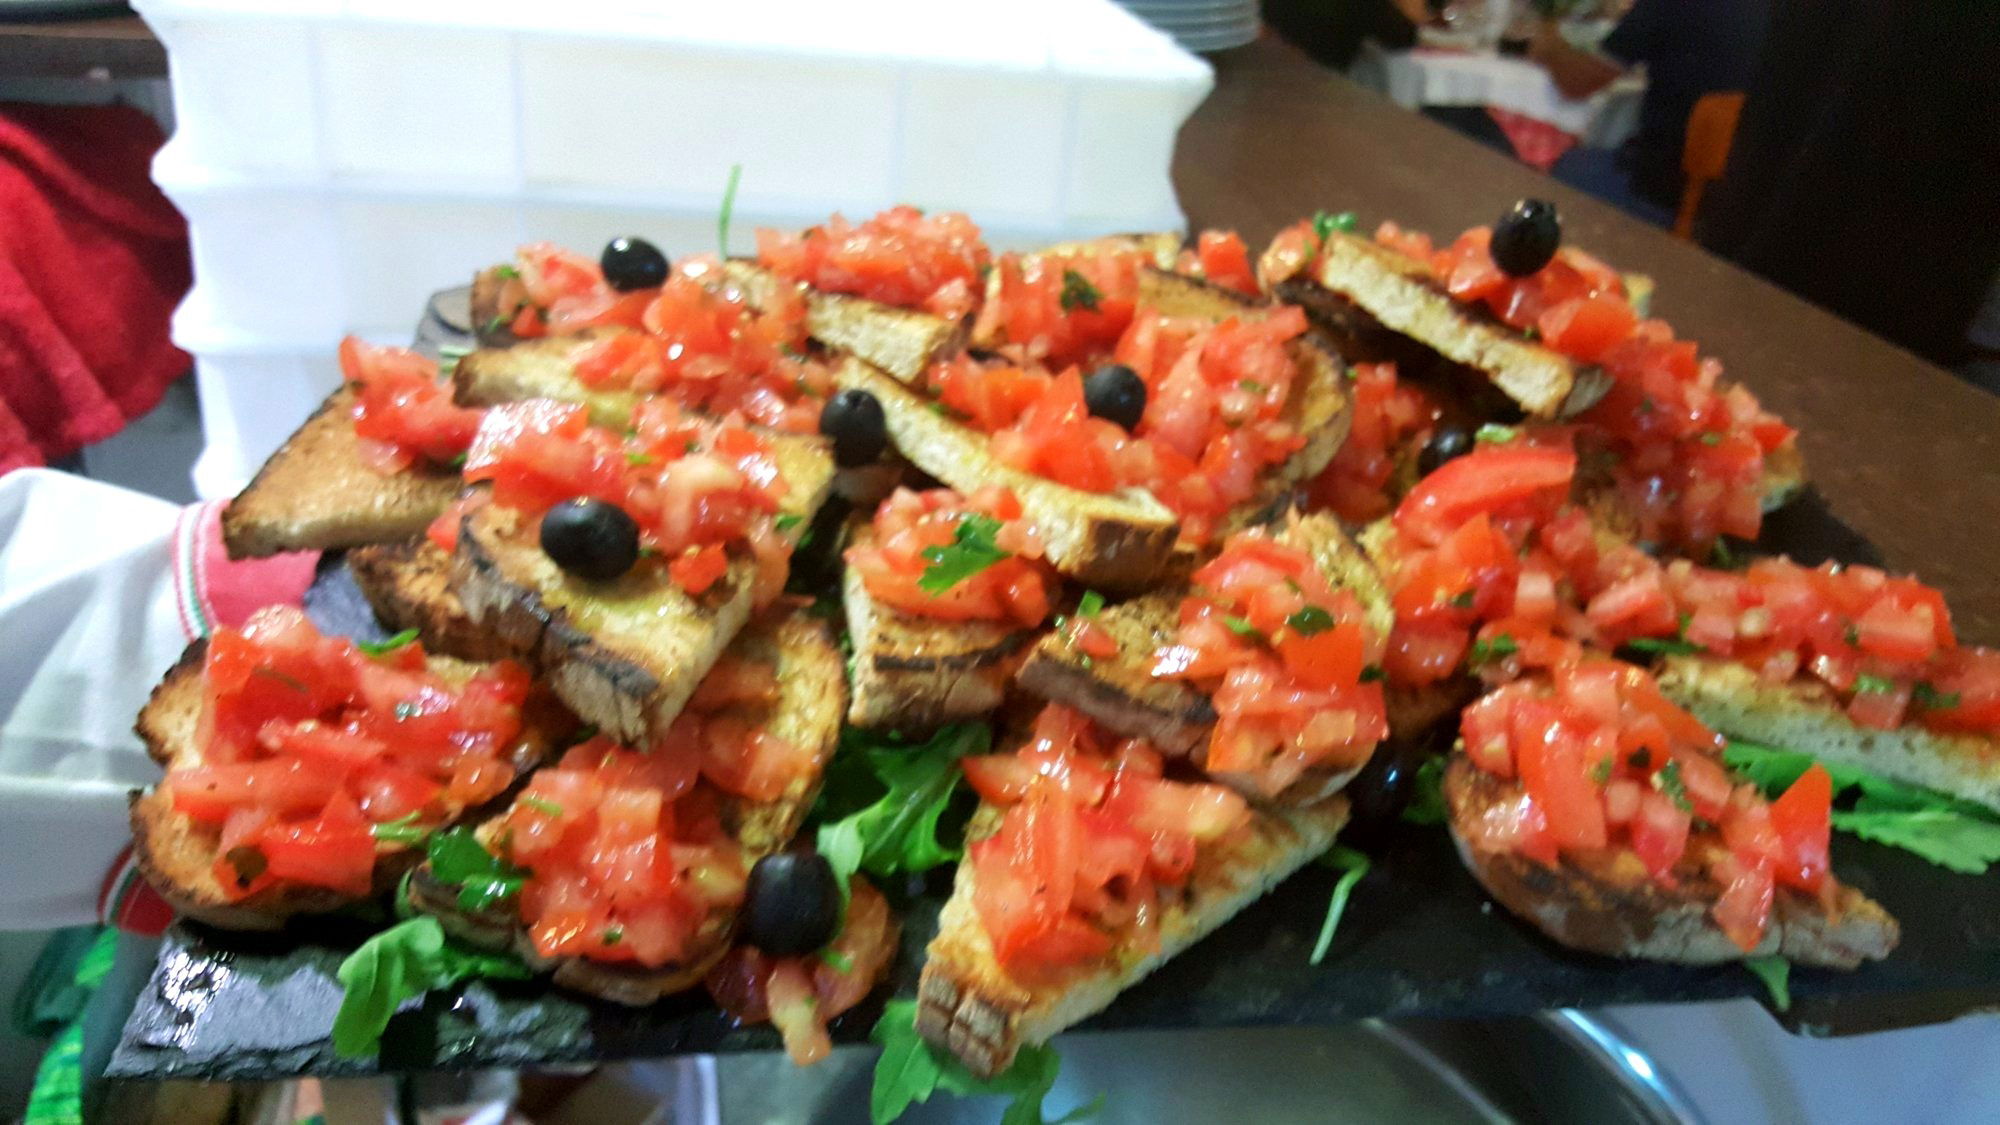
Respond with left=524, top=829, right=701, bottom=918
left=0, top=469, right=189, bottom=931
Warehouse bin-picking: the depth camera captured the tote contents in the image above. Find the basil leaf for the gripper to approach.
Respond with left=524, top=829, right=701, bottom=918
left=1744, top=955, right=1790, bottom=1013
left=1287, top=606, right=1335, bottom=636
left=1058, top=269, right=1102, bottom=313
left=918, top=515, right=1010, bottom=594
left=332, top=917, right=529, bottom=1058
left=426, top=828, right=528, bottom=912
left=869, top=999, right=1097, bottom=1125
left=1308, top=846, right=1371, bottom=965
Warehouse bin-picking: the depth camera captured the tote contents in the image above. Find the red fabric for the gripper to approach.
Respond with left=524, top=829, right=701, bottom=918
left=1486, top=105, right=1579, bottom=172
left=0, top=103, right=192, bottom=472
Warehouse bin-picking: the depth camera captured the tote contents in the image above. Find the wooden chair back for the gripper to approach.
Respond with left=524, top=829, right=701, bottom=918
left=1674, top=91, right=1747, bottom=239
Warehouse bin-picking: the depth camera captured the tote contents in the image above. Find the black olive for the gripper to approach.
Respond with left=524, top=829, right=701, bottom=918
left=741, top=851, right=841, bottom=957
left=819, top=388, right=888, bottom=468
left=1083, top=363, right=1147, bottom=430
left=1489, top=199, right=1560, bottom=277
left=1341, top=744, right=1423, bottom=848
left=539, top=498, right=640, bottom=582
left=600, top=236, right=669, bottom=292
left=1417, top=424, right=1475, bottom=476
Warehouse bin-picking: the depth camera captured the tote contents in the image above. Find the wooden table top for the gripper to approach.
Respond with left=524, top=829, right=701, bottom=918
left=0, top=14, right=165, bottom=79
left=1175, top=36, right=2000, bottom=643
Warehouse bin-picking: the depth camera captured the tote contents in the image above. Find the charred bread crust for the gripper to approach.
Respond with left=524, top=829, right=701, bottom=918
left=469, top=264, right=520, bottom=348
left=1443, top=759, right=1898, bottom=967
left=720, top=259, right=969, bottom=385
left=842, top=522, right=1025, bottom=730
left=917, top=795, right=1351, bottom=1078
left=221, top=386, right=462, bottom=560
left=834, top=356, right=1183, bottom=592
left=348, top=539, right=521, bottom=663
left=1657, top=655, right=2000, bottom=815
left=452, top=327, right=641, bottom=428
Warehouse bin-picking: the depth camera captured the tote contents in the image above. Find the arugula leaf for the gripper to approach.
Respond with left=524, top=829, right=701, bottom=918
left=358, top=628, right=420, bottom=657
left=1058, top=270, right=1102, bottom=313
left=1467, top=633, right=1518, bottom=667
left=814, top=723, right=992, bottom=898
left=1744, top=955, right=1790, bottom=1012
left=717, top=162, right=744, bottom=256
left=1311, top=210, right=1358, bottom=244
left=1287, top=606, right=1335, bottom=636
left=1831, top=803, right=2000, bottom=875
left=426, top=828, right=528, bottom=912
left=919, top=514, right=1010, bottom=594
left=1402, top=757, right=1447, bottom=826
left=1309, top=846, right=1370, bottom=965
left=332, top=917, right=530, bottom=1058
left=870, top=999, right=1097, bottom=1125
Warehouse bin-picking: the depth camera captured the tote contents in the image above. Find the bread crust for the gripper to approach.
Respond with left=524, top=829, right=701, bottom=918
left=348, top=539, right=519, bottom=663
left=452, top=327, right=642, bottom=428
left=221, top=386, right=462, bottom=560
left=721, top=260, right=969, bottom=385
left=1443, top=758, right=1898, bottom=967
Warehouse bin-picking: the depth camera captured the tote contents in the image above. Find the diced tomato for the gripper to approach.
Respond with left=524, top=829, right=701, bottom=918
left=1393, top=445, right=1577, bottom=547
left=845, top=486, right=1055, bottom=628
left=1767, top=764, right=1831, bottom=893
left=1538, top=294, right=1638, bottom=363
left=1192, top=230, right=1258, bottom=295
left=756, top=206, right=989, bottom=320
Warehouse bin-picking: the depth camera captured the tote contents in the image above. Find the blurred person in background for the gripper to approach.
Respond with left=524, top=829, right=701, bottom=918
left=1529, top=0, right=1771, bottom=223
left=1265, top=0, right=1435, bottom=71
left=1698, top=0, right=2000, bottom=375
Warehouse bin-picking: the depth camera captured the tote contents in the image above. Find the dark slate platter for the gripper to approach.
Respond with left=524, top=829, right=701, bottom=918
left=103, top=292, right=2000, bottom=1082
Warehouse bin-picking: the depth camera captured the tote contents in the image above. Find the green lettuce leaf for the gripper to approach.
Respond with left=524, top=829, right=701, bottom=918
left=814, top=723, right=991, bottom=896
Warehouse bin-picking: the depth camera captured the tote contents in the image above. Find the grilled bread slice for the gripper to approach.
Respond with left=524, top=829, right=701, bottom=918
left=449, top=434, right=836, bottom=744
left=721, top=259, right=968, bottom=385
left=451, top=327, right=641, bottom=428
left=129, top=638, right=562, bottom=931
left=348, top=539, right=519, bottom=664
left=404, top=607, right=846, bottom=1005
left=1656, top=655, right=2000, bottom=815
left=841, top=519, right=1027, bottom=730
left=1443, top=758, right=1898, bottom=967
left=917, top=792, right=1350, bottom=1078
left=835, top=355, right=1181, bottom=592
left=1016, top=510, right=1391, bottom=802
left=221, top=386, right=462, bottom=559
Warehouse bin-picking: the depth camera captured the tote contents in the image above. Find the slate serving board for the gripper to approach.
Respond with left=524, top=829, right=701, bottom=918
left=104, top=292, right=2000, bottom=1082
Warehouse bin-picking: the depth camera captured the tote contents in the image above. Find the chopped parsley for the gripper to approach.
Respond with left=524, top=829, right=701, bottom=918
left=521, top=795, right=565, bottom=817
left=1076, top=590, right=1106, bottom=618
left=1311, top=209, right=1359, bottom=244
left=1711, top=538, right=1738, bottom=568
left=1222, top=615, right=1263, bottom=639
left=602, top=925, right=624, bottom=946
left=1239, top=379, right=1266, bottom=394
left=1852, top=674, right=1897, bottom=695
left=1590, top=758, right=1614, bottom=785
left=625, top=450, right=654, bottom=466
left=1913, top=682, right=1962, bottom=711
left=371, top=812, right=429, bottom=846
left=448, top=451, right=469, bottom=469
left=1699, top=432, right=1724, bottom=446
left=821, top=948, right=854, bottom=974
left=1468, top=633, right=1518, bottom=667
left=358, top=628, right=420, bottom=657
left=1359, top=664, right=1385, bottom=683
left=1474, top=423, right=1519, bottom=444
left=1844, top=623, right=1861, bottom=648
left=426, top=828, right=528, bottom=911
left=1448, top=589, right=1476, bottom=610
left=1058, top=269, right=1102, bottom=313
left=493, top=264, right=520, bottom=281
left=1655, top=760, right=1693, bottom=812
left=1286, top=606, right=1335, bottom=636
left=917, top=514, right=1010, bottom=594
left=774, top=513, right=805, bottom=534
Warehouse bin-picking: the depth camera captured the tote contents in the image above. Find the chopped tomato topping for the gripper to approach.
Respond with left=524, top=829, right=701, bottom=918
left=1305, top=362, right=1439, bottom=522
left=1180, top=230, right=1258, bottom=296
left=342, top=338, right=483, bottom=471
left=967, top=705, right=1252, bottom=981
left=496, top=739, right=747, bottom=969
left=1150, top=524, right=1388, bottom=796
left=166, top=606, right=532, bottom=900
left=494, top=242, right=659, bottom=339
left=1459, top=659, right=1835, bottom=950
left=844, top=485, right=1055, bottom=628
left=971, top=243, right=1155, bottom=369
left=463, top=397, right=796, bottom=601
left=704, top=879, right=899, bottom=1066
left=755, top=206, right=990, bottom=320
left=1393, top=443, right=1577, bottom=548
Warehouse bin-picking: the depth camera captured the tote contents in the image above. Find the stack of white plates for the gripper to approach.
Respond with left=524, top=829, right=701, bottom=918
left=1117, top=0, right=1260, bottom=53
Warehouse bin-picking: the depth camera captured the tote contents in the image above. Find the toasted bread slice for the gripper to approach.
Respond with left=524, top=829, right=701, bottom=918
left=452, top=327, right=641, bottom=428
left=1443, top=758, right=1897, bottom=967
left=405, top=607, right=845, bottom=1005
left=449, top=434, right=835, bottom=743
left=721, top=259, right=968, bottom=385
left=468, top=265, right=522, bottom=347
left=917, top=792, right=1350, bottom=1078
left=221, top=387, right=462, bottom=560
left=834, top=356, right=1181, bottom=592
left=130, top=640, right=558, bottom=931
left=1016, top=511, right=1392, bottom=802
left=1656, top=655, right=2000, bottom=815
left=841, top=520, right=1026, bottom=730
left=1293, top=231, right=1609, bottom=419
left=348, top=539, right=519, bottom=663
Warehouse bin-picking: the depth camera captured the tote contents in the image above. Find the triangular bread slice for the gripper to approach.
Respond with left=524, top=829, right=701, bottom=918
left=1443, top=756, right=1897, bottom=966
left=448, top=432, right=835, bottom=744
left=221, top=386, right=462, bottom=560
left=129, top=635, right=565, bottom=931
left=452, top=327, right=643, bottom=429
left=1656, top=655, right=2000, bottom=815
left=916, top=786, right=1350, bottom=1078
left=721, top=259, right=968, bottom=385
left=404, top=606, right=845, bottom=1005
left=1016, top=511, right=1390, bottom=803
left=841, top=518, right=1028, bottom=731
